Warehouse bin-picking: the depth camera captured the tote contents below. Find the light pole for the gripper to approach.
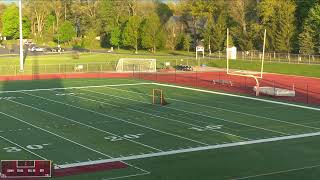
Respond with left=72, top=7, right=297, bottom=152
left=19, top=0, right=24, bottom=72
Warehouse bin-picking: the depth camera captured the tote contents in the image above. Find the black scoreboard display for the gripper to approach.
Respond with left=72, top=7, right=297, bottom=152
left=0, top=160, right=52, bottom=178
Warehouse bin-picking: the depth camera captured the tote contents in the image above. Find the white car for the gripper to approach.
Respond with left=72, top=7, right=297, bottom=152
left=30, top=46, right=45, bottom=52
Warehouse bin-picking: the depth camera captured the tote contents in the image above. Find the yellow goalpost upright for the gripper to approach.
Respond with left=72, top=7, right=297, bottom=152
left=226, top=28, right=267, bottom=96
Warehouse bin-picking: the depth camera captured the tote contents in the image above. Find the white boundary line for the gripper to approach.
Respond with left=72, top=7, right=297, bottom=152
left=102, top=171, right=151, bottom=180
left=88, top=86, right=289, bottom=136
left=152, top=83, right=320, bottom=111
left=102, top=85, right=320, bottom=130
left=21, top=91, right=209, bottom=146
left=233, top=164, right=320, bottom=179
left=0, top=112, right=113, bottom=159
left=0, top=111, right=149, bottom=173
left=0, top=83, right=153, bottom=94
left=57, top=131, right=320, bottom=169
left=0, top=134, right=47, bottom=160
left=6, top=99, right=162, bottom=152
left=82, top=89, right=250, bottom=141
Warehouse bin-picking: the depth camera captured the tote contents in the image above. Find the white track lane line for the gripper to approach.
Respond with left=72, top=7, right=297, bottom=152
left=21, top=92, right=209, bottom=146
left=6, top=99, right=162, bottom=152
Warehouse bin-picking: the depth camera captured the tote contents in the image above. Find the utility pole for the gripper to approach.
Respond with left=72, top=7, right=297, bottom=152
left=19, top=0, right=24, bottom=72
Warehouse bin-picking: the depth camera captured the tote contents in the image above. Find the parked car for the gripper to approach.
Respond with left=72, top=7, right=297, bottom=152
left=175, top=65, right=193, bottom=71
left=24, top=41, right=34, bottom=46
left=51, top=47, right=65, bottom=53
left=30, top=46, right=45, bottom=52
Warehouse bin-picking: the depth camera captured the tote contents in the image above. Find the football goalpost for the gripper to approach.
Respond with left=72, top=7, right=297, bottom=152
left=226, top=28, right=266, bottom=96
left=116, top=58, right=157, bottom=72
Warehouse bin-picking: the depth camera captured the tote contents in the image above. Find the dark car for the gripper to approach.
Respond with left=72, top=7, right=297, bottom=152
left=51, top=47, right=65, bottom=52
left=175, top=65, right=193, bottom=71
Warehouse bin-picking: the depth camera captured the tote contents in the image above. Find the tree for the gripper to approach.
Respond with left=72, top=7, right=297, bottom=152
left=275, top=0, right=296, bottom=53
left=156, top=1, right=173, bottom=24
left=211, top=13, right=227, bottom=51
left=140, top=14, right=162, bottom=53
left=183, top=34, right=191, bottom=52
left=57, top=21, right=76, bottom=43
left=110, top=27, right=121, bottom=50
left=299, top=26, right=315, bottom=54
left=2, top=4, right=30, bottom=39
left=24, top=0, right=50, bottom=38
left=122, top=15, right=141, bottom=53
left=303, top=3, right=320, bottom=54
left=0, top=4, right=6, bottom=33
left=258, top=0, right=296, bottom=52
left=84, top=29, right=97, bottom=53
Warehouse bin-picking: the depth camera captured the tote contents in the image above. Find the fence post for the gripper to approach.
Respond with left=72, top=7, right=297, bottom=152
left=175, top=69, right=176, bottom=82
left=196, top=71, right=198, bottom=87
left=59, top=64, right=61, bottom=74
left=307, top=83, right=309, bottom=104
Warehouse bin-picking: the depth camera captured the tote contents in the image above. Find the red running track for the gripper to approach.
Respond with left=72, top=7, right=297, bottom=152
left=0, top=72, right=319, bottom=106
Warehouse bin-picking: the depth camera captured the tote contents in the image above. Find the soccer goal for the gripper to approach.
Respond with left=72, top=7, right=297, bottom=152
left=226, top=29, right=267, bottom=96
left=152, top=89, right=167, bottom=105
left=116, top=58, right=157, bottom=72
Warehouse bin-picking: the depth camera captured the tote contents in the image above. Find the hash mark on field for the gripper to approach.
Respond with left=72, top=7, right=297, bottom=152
left=8, top=97, right=162, bottom=152
left=74, top=89, right=248, bottom=142
left=25, top=91, right=209, bottom=146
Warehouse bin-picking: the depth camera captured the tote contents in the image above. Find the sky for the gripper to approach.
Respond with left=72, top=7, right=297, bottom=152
left=1, top=0, right=17, bottom=4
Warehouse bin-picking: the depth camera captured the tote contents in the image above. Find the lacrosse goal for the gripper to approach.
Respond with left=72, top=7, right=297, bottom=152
left=152, top=89, right=167, bottom=105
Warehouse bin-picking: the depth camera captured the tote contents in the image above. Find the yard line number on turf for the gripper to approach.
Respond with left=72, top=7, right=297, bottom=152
left=189, top=125, right=223, bottom=132
left=3, top=144, right=51, bottom=153
left=104, top=134, right=144, bottom=142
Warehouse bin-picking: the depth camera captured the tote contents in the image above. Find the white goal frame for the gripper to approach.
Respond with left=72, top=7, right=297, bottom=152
left=226, top=29, right=267, bottom=96
left=116, top=58, right=157, bottom=72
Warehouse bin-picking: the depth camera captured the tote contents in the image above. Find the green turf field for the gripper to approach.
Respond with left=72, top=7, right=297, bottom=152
left=1, top=78, right=320, bottom=179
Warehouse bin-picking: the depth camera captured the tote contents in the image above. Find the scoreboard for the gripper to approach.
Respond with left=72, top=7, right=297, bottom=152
left=0, top=160, right=51, bottom=178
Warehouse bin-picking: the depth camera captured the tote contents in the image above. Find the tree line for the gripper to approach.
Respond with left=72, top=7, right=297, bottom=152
left=0, top=0, right=319, bottom=54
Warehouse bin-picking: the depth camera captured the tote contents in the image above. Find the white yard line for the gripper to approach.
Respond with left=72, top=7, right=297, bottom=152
left=22, top=91, right=208, bottom=146
left=82, top=89, right=250, bottom=141
left=102, top=171, right=151, bottom=180
left=6, top=99, right=162, bottom=152
left=82, top=87, right=289, bottom=136
left=0, top=83, right=153, bottom=94
left=0, top=133, right=47, bottom=160
left=152, top=83, right=320, bottom=112
left=233, top=164, right=320, bottom=179
left=64, top=93, right=210, bottom=146
left=57, top=131, right=320, bottom=169
left=104, top=84, right=320, bottom=130
left=0, top=111, right=149, bottom=173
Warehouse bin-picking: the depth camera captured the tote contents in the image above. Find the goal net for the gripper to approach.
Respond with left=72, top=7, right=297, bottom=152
left=116, top=58, right=157, bottom=72
left=152, top=89, right=167, bottom=105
